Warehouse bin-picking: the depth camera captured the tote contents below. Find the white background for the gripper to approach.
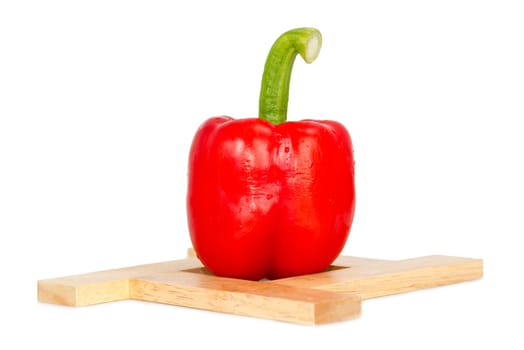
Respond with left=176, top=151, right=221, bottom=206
left=1, top=0, right=523, bottom=348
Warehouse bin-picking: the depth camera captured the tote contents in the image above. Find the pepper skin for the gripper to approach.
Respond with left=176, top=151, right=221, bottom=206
left=187, top=116, right=355, bottom=280
left=186, top=28, right=356, bottom=280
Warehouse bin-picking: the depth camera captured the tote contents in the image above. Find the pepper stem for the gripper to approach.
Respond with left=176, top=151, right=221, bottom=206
left=259, top=28, right=322, bottom=125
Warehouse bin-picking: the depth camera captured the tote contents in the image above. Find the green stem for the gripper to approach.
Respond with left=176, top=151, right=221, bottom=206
left=258, top=28, right=322, bottom=125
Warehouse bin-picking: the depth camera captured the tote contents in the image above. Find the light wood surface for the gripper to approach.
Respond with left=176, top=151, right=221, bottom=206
left=130, top=271, right=361, bottom=325
left=273, top=255, right=483, bottom=299
left=38, top=251, right=483, bottom=324
left=38, top=258, right=203, bottom=306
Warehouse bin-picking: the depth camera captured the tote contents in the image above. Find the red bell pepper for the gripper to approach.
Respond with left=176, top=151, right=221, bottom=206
left=187, top=28, right=355, bottom=280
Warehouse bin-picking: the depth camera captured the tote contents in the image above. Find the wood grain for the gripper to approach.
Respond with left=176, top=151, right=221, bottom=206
left=38, top=258, right=203, bottom=306
left=130, top=271, right=361, bottom=325
left=272, top=255, right=483, bottom=299
left=37, top=252, right=483, bottom=324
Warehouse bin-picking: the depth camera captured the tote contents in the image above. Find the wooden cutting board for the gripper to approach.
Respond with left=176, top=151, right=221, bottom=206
left=38, top=249, right=483, bottom=325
